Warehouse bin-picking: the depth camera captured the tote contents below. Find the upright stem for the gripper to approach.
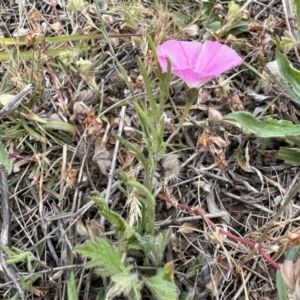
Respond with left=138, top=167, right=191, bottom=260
left=166, top=88, right=199, bottom=143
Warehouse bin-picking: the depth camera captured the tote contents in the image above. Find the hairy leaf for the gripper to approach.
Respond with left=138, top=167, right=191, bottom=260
left=143, top=268, right=178, bottom=300
left=139, top=229, right=172, bottom=267
left=67, top=271, right=78, bottom=300
left=75, top=238, right=125, bottom=276
left=107, top=272, right=143, bottom=300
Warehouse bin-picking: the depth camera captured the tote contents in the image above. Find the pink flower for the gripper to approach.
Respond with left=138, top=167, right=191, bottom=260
left=156, top=40, right=243, bottom=88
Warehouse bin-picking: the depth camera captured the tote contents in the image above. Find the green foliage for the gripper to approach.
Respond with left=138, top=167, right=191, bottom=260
left=143, top=268, right=178, bottom=300
left=75, top=192, right=175, bottom=299
left=0, top=143, right=12, bottom=174
left=107, top=272, right=143, bottom=300
left=67, top=271, right=78, bottom=300
left=276, top=38, right=300, bottom=105
left=75, top=238, right=127, bottom=276
left=171, top=1, right=249, bottom=39
left=138, top=229, right=172, bottom=267
left=278, top=147, right=300, bottom=165
left=2, top=245, right=35, bottom=273
left=90, top=191, right=134, bottom=238
left=224, top=112, right=300, bottom=137
left=276, top=246, right=300, bottom=300
left=74, top=33, right=176, bottom=300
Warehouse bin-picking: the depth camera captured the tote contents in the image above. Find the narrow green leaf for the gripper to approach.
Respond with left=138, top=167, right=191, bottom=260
left=294, top=0, right=300, bottom=40
left=21, top=118, right=46, bottom=143
left=224, top=112, right=300, bottom=137
left=276, top=38, right=300, bottom=104
left=137, top=58, right=157, bottom=116
left=0, top=143, right=13, bottom=174
left=90, top=192, right=127, bottom=233
left=75, top=238, right=125, bottom=276
left=143, top=268, right=178, bottom=300
left=67, top=271, right=78, bottom=300
left=114, top=135, right=149, bottom=170
left=276, top=270, right=288, bottom=300
left=278, top=147, right=300, bottom=165
left=43, top=120, right=75, bottom=135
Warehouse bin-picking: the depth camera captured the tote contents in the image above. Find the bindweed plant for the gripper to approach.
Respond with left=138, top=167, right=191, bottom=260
left=75, top=34, right=178, bottom=299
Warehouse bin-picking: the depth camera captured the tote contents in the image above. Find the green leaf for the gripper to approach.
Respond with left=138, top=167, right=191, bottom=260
left=2, top=246, right=33, bottom=265
left=226, top=1, right=242, bottom=21
left=143, top=268, right=178, bottom=300
left=276, top=270, right=288, bottom=300
left=276, top=38, right=300, bottom=104
left=67, top=271, right=78, bottom=300
left=75, top=238, right=125, bottom=276
left=171, top=12, right=190, bottom=30
left=21, top=118, right=46, bottom=143
left=139, top=229, right=172, bottom=267
left=107, top=272, right=143, bottom=300
left=43, top=120, right=75, bottom=135
left=278, top=147, right=300, bottom=165
left=285, top=245, right=300, bottom=260
left=90, top=192, right=127, bottom=233
left=0, top=143, right=12, bottom=174
left=66, top=0, right=86, bottom=11
left=294, top=0, right=300, bottom=40
left=224, top=112, right=300, bottom=137
left=226, top=20, right=249, bottom=36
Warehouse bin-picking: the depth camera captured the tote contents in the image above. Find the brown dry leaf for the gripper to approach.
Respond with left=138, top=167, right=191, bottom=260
left=30, top=10, right=43, bottom=22
left=214, top=148, right=228, bottom=170
left=93, top=139, right=112, bottom=174
left=83, top=106, right=103, bottom=135
left=178, top=222, right=195, bottom=234
left=183, top=24, right=198, bottom=36
left=287, top=228, right=300, bottom=245
left=198, top=129, right=229, bottom=168
left=207, top=190, right=230, bottom=224
left=170, top=234, right=186, bottom=263
left=27, top=285, right=46, bottom=297
left=63, top=168, right=78, bottom=188
left=229, top=92, right=244, bottom=111
left=76, top=219, right=89, bottom=237
left=118, top=148, right=135, bottom=171
left=205, top=266, right=222, bottom=299
left=72, top=90, right=96, bottom=104
left=197, top=129, right=211, bottom=149
left=87, top=219, right=104, bottom=237
left=50, top=22, right=64, bottom=34
left=280, top=260, right=295, bottom=290
left=70, top=102, right=88, bottom=122
left=208, top=107, right=223, bottom=121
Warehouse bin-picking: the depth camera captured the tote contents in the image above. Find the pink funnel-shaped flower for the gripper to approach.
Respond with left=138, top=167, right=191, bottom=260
left=156, top=40, right=243, bottom=88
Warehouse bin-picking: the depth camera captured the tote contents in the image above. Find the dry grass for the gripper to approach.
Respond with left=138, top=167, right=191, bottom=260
left=0, top=0, right=299, bottom=299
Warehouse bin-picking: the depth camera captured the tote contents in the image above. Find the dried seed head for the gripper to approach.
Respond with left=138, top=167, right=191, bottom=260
left=162, top=154, right=181, bottom=183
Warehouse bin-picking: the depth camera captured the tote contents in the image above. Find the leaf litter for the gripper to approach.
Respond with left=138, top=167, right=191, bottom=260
left=0, top=0, right=300, bottom=299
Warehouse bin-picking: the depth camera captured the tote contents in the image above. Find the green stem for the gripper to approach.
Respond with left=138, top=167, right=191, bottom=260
left=166, top=88, right=198, bottom=143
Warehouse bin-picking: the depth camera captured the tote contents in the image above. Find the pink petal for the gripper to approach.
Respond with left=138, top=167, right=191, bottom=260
left=195, top=41, right=243, bottom=78
left=157, top=40, right=202, bottom=73
left=156, top=40, right=243, bottom=88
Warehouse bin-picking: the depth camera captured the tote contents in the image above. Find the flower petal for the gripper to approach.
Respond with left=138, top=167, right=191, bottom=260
left=195, top=41, right=243, bottom=78
left=157, top=40, right=202, bottom=73
left=156, top=40, right=243, bottom=88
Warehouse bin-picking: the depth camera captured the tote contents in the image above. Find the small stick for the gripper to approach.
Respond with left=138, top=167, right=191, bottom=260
left=0, top=84, right=33, bottom=118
